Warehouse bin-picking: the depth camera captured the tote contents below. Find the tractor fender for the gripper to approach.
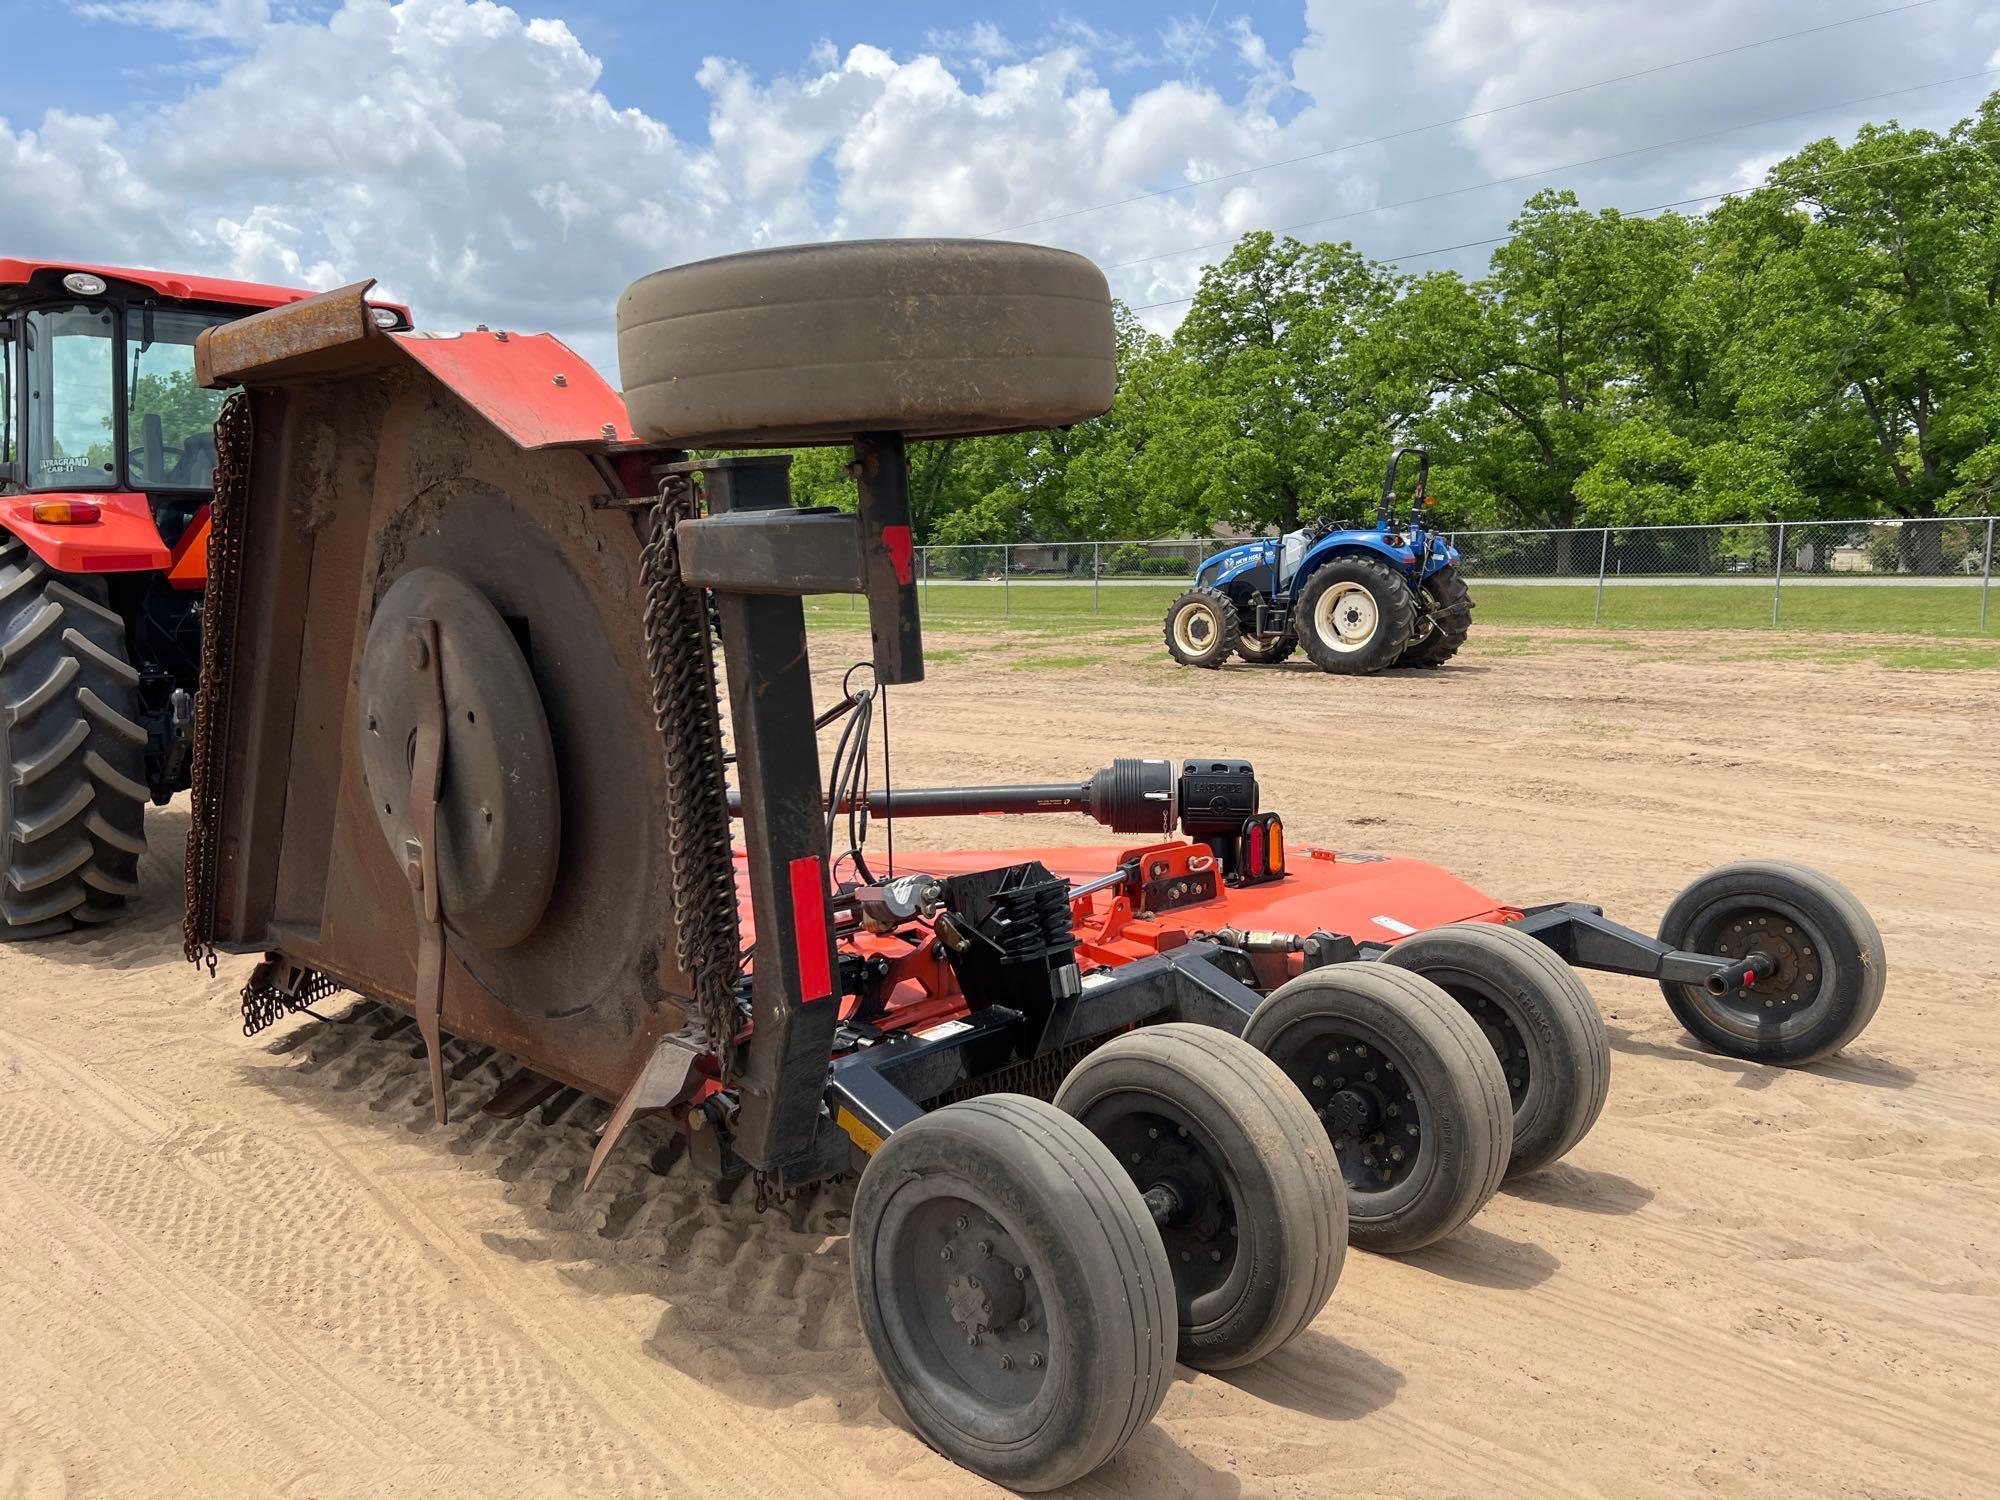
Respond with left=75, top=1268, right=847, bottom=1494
left=0, top=492, right=171, bottom=574
left=1293, top=533, right=1421, bottom=589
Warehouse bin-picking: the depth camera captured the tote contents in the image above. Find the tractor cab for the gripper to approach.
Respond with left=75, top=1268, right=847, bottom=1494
left=0, top=259, right=411, bottom=939
left=1, top=261, right=409, bottom=568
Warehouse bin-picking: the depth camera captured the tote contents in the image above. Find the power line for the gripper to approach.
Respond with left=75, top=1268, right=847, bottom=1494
left=975, top=0, right=1945, bottom=238
left=1121, top=137, right=1999, bottom=314
left=1104, top=65, right=1997, bottom=276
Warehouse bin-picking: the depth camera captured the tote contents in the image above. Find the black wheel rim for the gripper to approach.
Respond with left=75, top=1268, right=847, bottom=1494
left=873, top=1178, right=1057, bottom=1442
left=1421, top=966, right=1532, bottom=1116
left=1267, top=1021, right=1431, bottom=1213
left=1684, top=897, right=1831, bottom=1038
left=1079, top=1094, right=1247, bottom=1330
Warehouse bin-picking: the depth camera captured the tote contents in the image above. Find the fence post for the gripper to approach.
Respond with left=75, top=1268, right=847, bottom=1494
left=1771, top=520, right=1787, bottom=627
left=921, top=546, right=929, bottom=608
left=1593, top=527, right=1610, bottom=624
left=1982, top=517, right=1994, bottom=631
left=1092, top=541, right=1100, bottom=614
left=1003, top=544, right=1010, bottom=618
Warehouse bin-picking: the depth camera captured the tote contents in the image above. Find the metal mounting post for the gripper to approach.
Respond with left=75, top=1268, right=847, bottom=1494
left=1594, top=527, right=1610, bottom=624
left=1771, top=520, right=1787, bottom=628
left=1981, top=517, right=1993, bottom=631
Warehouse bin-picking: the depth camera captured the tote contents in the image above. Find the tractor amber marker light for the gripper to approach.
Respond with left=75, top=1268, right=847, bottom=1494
left=789, top=855, right=834, bottom=1002
left=29, top=501, right=103, bottom=524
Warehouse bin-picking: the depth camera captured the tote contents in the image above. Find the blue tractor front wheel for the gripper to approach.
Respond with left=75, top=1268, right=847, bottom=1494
left=1163, top=586, right=1239, bottom=669
left=1293, top=557, right=1415, bottom=675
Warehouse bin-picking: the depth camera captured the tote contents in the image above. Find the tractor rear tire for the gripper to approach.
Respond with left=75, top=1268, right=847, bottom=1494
left=851, top=1095, right=1175, bottom=1492
left=1163, top=587, right=1237, bottom=669
left=1381, top=922, right=1610, bottom=1178
left=0, top=538, right=148, bottom=939
left=1234, top=629, right=1298, bottom=665
left=1243, top=964, right=1511, bottom=1253
left=1656, top=861, right=1886, bottom=1066
left=1294, top=558, right=1415, bottom=675
left=1055, top=1024, right=1345, bottom=1370
left=617, top=240, right=1117, bottom=448
left=1397, top=566, right=1474, bottom=669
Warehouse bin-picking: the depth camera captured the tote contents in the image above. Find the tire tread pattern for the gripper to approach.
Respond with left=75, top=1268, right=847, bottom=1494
left=0, top=546, right=147, bottom=938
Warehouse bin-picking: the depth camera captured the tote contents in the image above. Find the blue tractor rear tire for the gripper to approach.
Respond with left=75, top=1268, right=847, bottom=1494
left=1293, top=557, right=1414, bottom=675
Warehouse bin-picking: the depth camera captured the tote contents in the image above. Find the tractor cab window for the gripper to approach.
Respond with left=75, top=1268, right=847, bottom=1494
left=22, top=306, right=117, bottom=490
left=125, top=308, right=230, bottom=489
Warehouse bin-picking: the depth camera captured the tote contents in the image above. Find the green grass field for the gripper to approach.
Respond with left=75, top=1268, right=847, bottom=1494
left=806, top=579, right=1997, bottom=640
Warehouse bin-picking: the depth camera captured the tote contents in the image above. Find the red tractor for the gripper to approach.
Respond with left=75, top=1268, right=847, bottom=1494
left=0, top=260, right=409, bottom=937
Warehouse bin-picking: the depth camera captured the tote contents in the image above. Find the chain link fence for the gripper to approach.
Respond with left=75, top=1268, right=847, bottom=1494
left=862, top=518, right=1995, bottom=633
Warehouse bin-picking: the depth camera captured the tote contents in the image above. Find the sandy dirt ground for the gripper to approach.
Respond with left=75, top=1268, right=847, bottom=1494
left=2, top=625, right=1996, bottom=1499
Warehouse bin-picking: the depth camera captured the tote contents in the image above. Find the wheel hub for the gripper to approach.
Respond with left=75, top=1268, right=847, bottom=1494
left=1713, top=910, right=1819, bottom=1011
left=1295, top=1038, right=1420, bottom=1192
left=944, top=1255, right=1027, bottom=1339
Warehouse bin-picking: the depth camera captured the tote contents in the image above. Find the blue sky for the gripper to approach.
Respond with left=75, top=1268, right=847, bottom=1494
left=5, top=1, right=1996, bottom=370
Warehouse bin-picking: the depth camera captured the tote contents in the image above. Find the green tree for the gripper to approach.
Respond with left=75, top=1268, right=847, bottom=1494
left=1706, top=99, right=2000, bottom=551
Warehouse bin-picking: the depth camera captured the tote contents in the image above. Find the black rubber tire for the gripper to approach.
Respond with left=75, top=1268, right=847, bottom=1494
left=1163, top=587, right=1237, bottom=669
left=617, top=240, right=1116, bottom=449
left=1657, top=860, right=1886, bottom=1065
left=1397, top=565, right=1473, bottom=669
left=1293, top=557, right=1416, bottom=675
left=1234, top=629, right=1298, bottom=665
left=1381, top=923, right=1610, bottom=1178
left=0, top=537, right=148, bottom=939
left=1054, top=1023, right=1345, bottom=1370
left=851, top=1095, right=1175, bottom=1492
left=1242, top=964, right=1511, bottom=1254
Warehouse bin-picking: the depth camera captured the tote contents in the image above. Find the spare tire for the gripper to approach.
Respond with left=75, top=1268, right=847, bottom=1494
left=617, top=240, right=1117, bottom=448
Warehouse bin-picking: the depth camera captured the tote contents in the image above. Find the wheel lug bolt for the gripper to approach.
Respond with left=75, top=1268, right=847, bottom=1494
left=1353, top=1045, right=1366, bottom=1056
left=1312, top=1076, right=1326, bottom=1089
left=1018, top=1318, right=1032, bottom=1333
left=967, top=1334, right=978, bottom=1347
left=1180, top=1250, right=1191, bottom=1263
left=1000, top=1355, right=1013, bottom=1370
left=1148, top=1127, right=1158, bottom=1139
left=1407, top=1124, right=1418, bottom=1137
left=1029, top=1353, right=1044, bottom=1369
left=1130, top=1153, right=1141, bottom=1164
left=1364, top=1070, right=1377, bottom=1083
left=1387, top=1104, right=1400, bottom=1117
left=1331, top=1078, right=1345, bottom=1089
left=1210, top=1249, right=1223, bottom=1262
left=940, top=1247, right=953, bottom=1261
left=975, top=1241, right=991, bottom=1257
left=1014, top=1265, right=1027, bottom=1281
left=954, top=1215, right=968, bottom=1231
left=1391, top=1147, right=1405, bottom=1162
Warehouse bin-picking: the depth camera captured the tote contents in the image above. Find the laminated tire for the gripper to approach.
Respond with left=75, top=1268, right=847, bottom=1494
left=851, top=1094, right=1175, bottom=1492
left=1382, top=922, right=1610, bottom=1177
left=1056, top=1024, right=1345, bottom=1370
left=617, top=240, right=1117, bottom=448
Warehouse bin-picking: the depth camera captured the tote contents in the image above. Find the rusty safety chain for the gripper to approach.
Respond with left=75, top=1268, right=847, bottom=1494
left=240, top=963, right=344, bottom=1038
left=640, top=476, right=743, bottom=1079
left=182, top=391, right=253, bottom=978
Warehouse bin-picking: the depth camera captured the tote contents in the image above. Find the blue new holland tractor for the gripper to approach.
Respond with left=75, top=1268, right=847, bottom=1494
left=1163, top=449, right=1474, bottom=675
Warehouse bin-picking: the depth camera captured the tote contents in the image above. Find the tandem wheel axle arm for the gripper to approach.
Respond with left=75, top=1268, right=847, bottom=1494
left=1508, top=902, right=1773, bottom=994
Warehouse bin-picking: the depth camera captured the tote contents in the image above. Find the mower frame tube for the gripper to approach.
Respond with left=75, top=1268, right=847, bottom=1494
left=1508, top=902, right=1747, bottom=988
left=824, top=942, right=1267, bottom=1168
